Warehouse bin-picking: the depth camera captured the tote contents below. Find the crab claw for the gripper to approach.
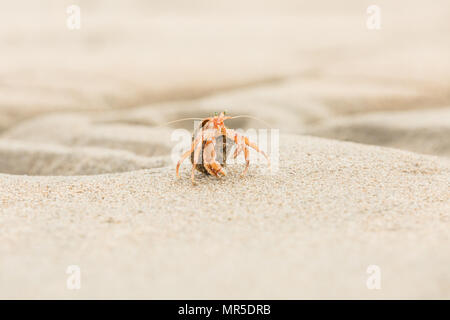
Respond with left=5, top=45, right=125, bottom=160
left=208, top=162, right=226, bottom=177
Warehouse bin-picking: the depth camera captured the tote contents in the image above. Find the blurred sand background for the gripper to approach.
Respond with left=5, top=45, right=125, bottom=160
left=0, top=0, right=449, bottom=298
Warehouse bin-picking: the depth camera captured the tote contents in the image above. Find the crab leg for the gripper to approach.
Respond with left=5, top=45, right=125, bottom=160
left=191, top=138, right=203, bottom=184
left=176, top=149, right=192, bottom=178
left=203, top=140, right=217, bottom=176
left=203, top=138, right=227, bottom=178
left=226, top=129, right=271, bottom=170
left=244, top=137, right=270, bottom=168
left=233, top=143, right=243, bottom=159
left=231, top=133, right=250, bottom=176
left=176, top=134, right=202, bottom=178
left=240, top=146, right=250, bottom=176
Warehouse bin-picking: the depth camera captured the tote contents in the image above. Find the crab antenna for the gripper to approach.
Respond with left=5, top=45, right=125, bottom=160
left=227, top=115, right=273, bottom=128
left=155, top=114, right=272, bottom=128
left=158, top=117, right=204, bottom=127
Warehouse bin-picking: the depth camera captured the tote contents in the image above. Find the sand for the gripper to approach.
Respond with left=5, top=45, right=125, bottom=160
left=1, top=135, right=449, bottom=299
left=1, top=0, right=450, bottom=299
left=305, top=107, right=450, bottom=157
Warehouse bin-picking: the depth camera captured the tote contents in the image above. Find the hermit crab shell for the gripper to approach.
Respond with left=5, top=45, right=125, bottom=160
left=190, top=119, right=234, bottom=175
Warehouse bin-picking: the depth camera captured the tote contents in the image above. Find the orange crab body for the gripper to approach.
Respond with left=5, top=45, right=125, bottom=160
left=190, top=119, right=233, bottom=175
left=176, top=112, right=270, bottom=184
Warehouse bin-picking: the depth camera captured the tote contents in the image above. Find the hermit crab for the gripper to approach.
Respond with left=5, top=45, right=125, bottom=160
left=176, top=111, right=270, bottom=184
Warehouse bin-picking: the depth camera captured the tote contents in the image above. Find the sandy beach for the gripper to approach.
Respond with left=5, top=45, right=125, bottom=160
left=1, top=0, right=449, bottom=299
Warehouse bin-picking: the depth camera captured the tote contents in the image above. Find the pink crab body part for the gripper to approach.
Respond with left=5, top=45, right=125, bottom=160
left=175, top=112, right=270, bottom=184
